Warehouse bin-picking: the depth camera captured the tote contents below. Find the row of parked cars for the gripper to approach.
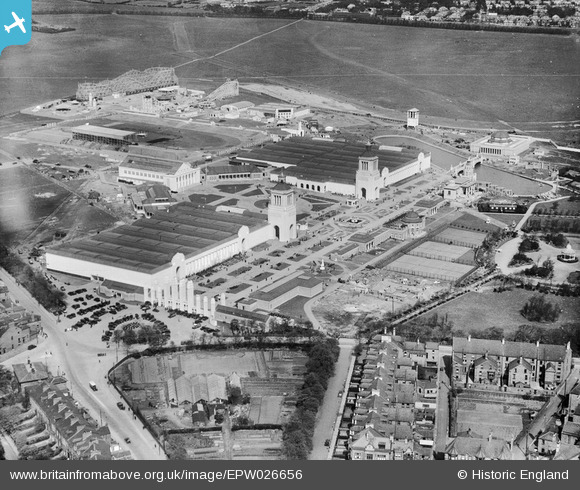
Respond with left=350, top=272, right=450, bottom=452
left=67, top=288, right=88, bottom=297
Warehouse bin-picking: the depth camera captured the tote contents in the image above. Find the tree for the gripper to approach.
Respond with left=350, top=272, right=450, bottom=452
left=520, top=295, right=560, bottom=323
left=282, top=429, right=309, bottom=460
left=0, top=366, right=13, bottom=394
left=123, top=329, right=137, bottom=346
left=230, top=319, right=240, bottom=336
left=519, top=236, right=539, bottom=253
left=228, top=386, right=242, bottom=405
left=0, top=406, right=22, bottom=433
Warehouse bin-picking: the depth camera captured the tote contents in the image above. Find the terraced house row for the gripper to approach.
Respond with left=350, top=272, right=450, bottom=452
left=346, top=332, right=440, bottom=460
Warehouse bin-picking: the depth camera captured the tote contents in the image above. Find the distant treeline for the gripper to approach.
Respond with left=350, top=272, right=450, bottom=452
left=311, top=15, right=571, bottom=35
left=32, top=5, right=572, bottom=36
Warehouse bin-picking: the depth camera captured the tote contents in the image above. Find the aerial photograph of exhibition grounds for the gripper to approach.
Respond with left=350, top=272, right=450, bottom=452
left=0, top=0, right=579, bottom=465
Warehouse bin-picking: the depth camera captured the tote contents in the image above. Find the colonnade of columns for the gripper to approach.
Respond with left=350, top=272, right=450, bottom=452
left=144, top=280, right=227, bottom=326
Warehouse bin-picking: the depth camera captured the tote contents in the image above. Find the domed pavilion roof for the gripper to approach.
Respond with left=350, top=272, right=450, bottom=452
left=489, top=130, right=512, bottom=143
left=403, top=211, right=422, bottom=224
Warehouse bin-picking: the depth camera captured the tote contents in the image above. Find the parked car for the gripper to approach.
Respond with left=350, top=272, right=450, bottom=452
left=117, top=402, right=125, bottom=410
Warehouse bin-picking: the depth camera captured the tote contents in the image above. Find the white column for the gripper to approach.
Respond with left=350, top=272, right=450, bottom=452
left=179, top=279, right=186, bottom=311
left=203, top=296, right=209, bottom=317
left=186, top=281, right=194, bottom=314
left=172, top=281, right=179, bottom=310
left=220, top=292, right=226, bottom=306
left=163, top=284, right=170, bottom=308
left=195, top=294, right=201, bottom=314
left=210, top=297, right=217, bottom=326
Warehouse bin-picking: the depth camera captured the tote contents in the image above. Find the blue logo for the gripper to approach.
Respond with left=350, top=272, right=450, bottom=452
left=1, top=0, right=31, bottom=56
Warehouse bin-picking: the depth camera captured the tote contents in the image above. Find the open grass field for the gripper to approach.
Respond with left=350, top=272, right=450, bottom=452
left=450, top=213, right=500, bottom=233
left=483, top=213, right=525, bottom=227
left=0, top=15, right=578, bottom=125
left=0, top=166, right=72, bottom=246
left=386, top=254, right=474, bottom=281
left=110, top=121, right=242, bottom=150
left=417, top=289, right=580, bottom=335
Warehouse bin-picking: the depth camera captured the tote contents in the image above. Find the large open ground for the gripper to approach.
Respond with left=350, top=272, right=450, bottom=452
left=0, top=15, right=578, bottom=126
left=417, top=289, right=580, bottom=335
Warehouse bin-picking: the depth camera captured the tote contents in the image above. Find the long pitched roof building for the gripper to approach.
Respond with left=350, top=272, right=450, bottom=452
left=452, top=336, right=572, bottom=389
left=232, top=138, right=430, bottom=198
left=119, top=153, right=200, bottom=192
left=46, top=201, right=276, bottom=310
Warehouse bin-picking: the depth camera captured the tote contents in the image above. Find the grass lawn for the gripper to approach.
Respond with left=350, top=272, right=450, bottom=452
left=215, top=184, right=251, bottom=194
left=533, top=198, right=580, bottom=216
left=228, top=266, right=252, bottom=277
left=272, top=262, right=290, bottom=271
left=188, top=194, right=222, bottom=205
left=451, top=213, right=500, bottom=233
left=220, top=199, right=238, bottom=207
left=251, top=272, right=273, bottom=282
left=226, top=283, right=250, bottom=293
left=205, top=278, right=226, bottom=288
left=311, top=204, right=331, bottom=212
left=483, top=213, right=525, bottom=227
left=417, top=289, right=580, bottom=335
left=243, top=188, right=265, bottom=197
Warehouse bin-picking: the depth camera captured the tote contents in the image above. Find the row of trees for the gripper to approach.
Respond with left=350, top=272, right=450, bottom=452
left=112, top=323, right=168, bottom=348
left=0, top=244, right=65, bottom=312
left=282, top=339, right=339, bottom=459
left=543, top=233, right=569, bottom=248
left=524, top=217, right=580, bottom=234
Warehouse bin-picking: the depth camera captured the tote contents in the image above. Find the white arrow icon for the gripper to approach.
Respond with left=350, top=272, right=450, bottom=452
left=4, top=12, right=26, bottom=34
